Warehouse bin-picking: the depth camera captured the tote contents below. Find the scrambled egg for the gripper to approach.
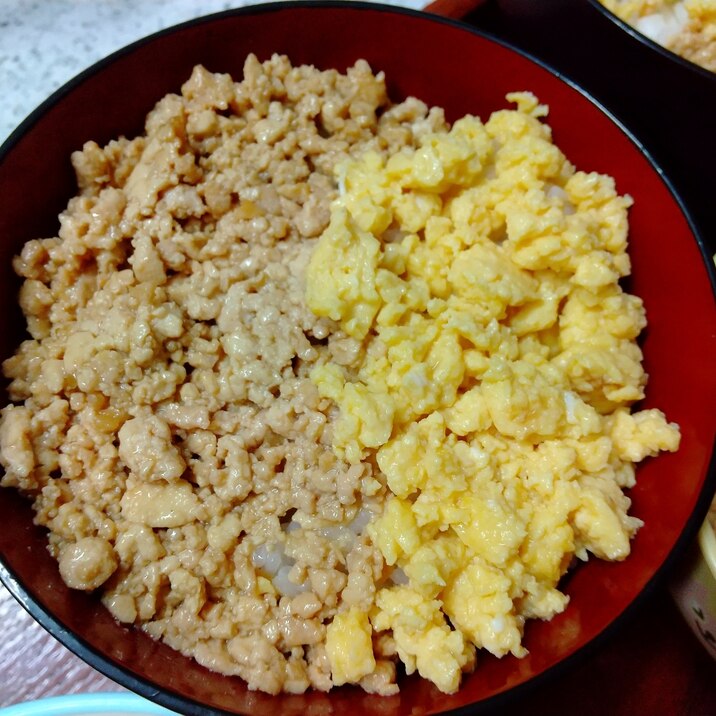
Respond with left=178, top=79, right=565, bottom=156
left=306, top=92, right=680, bottom=692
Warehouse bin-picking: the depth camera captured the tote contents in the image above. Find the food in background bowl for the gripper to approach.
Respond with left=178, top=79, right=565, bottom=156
left=0, top=49, right=682, bottom=697
left=0, top=692, right=177, bottom=716
left=671, top=519, right=716, bottom=661
left=598, top=0, right=716, bottom=72
left=0, top=6, right=714, bottom=715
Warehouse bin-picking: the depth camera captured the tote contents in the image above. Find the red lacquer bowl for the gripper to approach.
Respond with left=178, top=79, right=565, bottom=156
left=0, top=3, right=714, bottom=715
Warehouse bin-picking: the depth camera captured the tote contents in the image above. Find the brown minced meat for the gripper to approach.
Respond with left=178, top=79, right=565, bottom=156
left=0, top=54, right=447, bottom=695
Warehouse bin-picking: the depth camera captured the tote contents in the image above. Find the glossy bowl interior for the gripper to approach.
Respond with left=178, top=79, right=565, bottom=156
left=587, top=0, right=716, bottom=79
left=1, top=3, right=715, bottom=715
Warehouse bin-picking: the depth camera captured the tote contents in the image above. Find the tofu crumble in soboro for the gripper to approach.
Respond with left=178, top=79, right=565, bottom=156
left=0, top=54, right=679, bottom=695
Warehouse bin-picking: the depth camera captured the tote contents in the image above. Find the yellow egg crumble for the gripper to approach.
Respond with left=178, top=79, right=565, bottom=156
left=306, top=92, right=680, bottom=692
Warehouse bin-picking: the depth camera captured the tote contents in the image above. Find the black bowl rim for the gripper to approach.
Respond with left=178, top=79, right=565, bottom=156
left=0, top=2, right=715, bottom=715
left=586, top=0, right=716, bottom=82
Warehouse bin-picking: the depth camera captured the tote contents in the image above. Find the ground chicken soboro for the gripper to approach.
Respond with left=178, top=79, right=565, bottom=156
left=0, top=55, right=447, bottom=696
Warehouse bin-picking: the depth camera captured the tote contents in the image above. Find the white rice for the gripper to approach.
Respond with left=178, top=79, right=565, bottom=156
left=634, top=3, right=690, bottom=45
